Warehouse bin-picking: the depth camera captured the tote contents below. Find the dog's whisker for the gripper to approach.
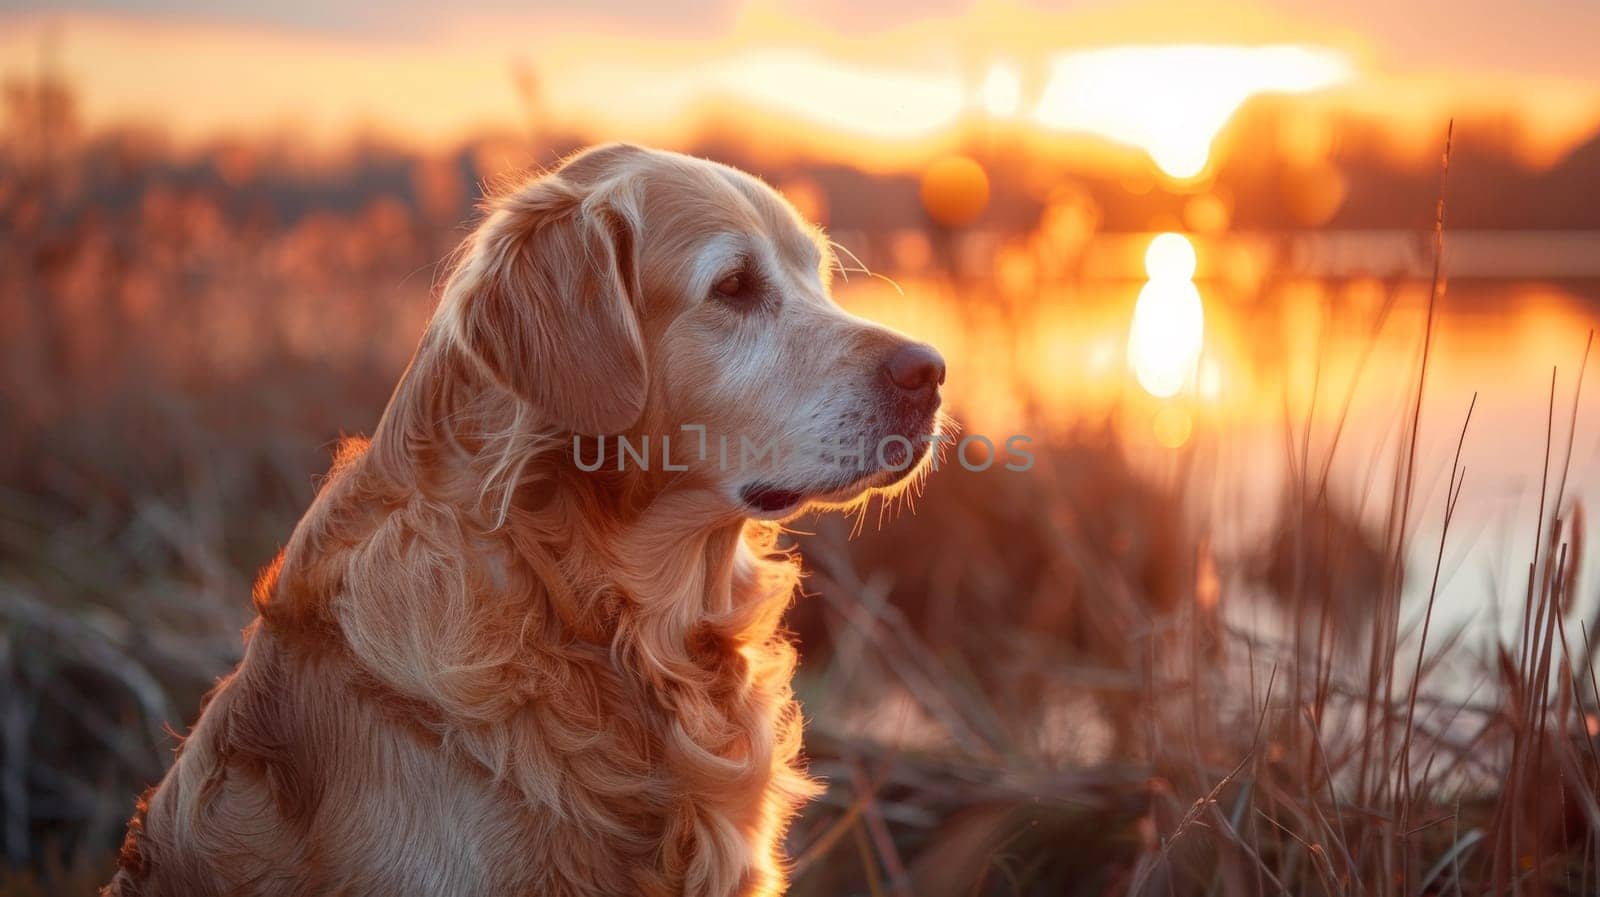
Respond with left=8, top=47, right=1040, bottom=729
left=829, top=240, right=906, bottom=297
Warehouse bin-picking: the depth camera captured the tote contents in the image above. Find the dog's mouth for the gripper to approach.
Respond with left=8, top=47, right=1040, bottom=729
left=738, top=484, right=810, bottom=513
left=738, top=476, right=883, bottom=516
left=738, top=419, right=940, bottom=516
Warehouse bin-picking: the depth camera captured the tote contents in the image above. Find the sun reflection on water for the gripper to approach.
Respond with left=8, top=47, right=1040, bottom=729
left=1128, top=233, right=1206, bottom=400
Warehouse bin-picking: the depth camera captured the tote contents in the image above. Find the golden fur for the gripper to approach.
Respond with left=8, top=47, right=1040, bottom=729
left=104, top=144, right=941, bottom=897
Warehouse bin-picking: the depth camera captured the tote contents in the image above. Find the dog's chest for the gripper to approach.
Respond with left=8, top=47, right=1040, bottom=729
left=430, top=668, right=787, bottom=896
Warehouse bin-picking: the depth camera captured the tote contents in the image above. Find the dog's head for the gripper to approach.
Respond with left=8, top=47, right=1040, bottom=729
left=444, top=143, right=944, bottom=520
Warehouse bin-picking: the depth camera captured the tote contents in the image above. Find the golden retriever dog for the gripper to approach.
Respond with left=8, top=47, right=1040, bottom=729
left=104, top=143, right=945, bottom=897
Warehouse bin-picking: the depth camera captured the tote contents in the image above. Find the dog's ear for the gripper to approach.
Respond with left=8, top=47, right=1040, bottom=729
left=451, top=171, right=647, bottom=435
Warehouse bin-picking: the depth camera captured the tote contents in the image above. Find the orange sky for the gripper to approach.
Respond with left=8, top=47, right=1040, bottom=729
left=3, top=1, right=1598, bottom=173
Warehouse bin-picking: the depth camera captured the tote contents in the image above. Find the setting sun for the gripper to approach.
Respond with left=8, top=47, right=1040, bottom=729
left=1034, top=45, right=1349, bottom=178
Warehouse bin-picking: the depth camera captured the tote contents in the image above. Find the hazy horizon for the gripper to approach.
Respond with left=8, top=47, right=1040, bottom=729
left=4, top=1, right=1598, bottom=178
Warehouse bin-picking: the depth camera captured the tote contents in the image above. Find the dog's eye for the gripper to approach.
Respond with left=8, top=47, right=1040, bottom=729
left=711, top=266, right=764, bottom=307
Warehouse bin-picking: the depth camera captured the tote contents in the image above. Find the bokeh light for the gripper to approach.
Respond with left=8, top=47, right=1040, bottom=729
left=1144, top=231, right=1199, bottom=281
left=920, top=155, right=991, bottom=227
left=1152, top=406, right=1194, bottom=448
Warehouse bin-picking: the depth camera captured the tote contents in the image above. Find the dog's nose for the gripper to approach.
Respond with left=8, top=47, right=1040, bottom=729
left=882, top=342, right=946, bottom=403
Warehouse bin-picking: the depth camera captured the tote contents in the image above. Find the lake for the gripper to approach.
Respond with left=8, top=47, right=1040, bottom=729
left=835, top=229, right=1600, bottom=639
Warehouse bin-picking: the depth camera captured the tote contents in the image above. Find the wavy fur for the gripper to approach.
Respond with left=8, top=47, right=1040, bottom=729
left=105, top=144, right=940, bottom=897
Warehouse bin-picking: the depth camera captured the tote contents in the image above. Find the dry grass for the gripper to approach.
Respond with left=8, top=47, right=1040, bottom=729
left=2, top=110, right=1596, bottom=896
